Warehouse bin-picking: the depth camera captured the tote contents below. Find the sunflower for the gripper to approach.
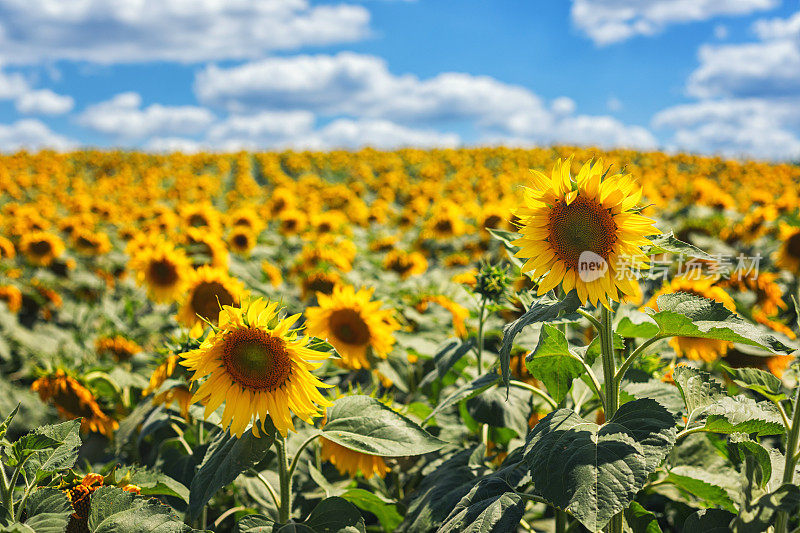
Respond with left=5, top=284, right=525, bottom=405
left=20, top=231, right=65, bottom=266
left=228, top=206, right=263, bottom=232
left=95, top=335, right=141, bottom=362
left=32, top=370, right=118, bottom=437
left=418, top=294, right=469, bottom=337
left=278, top=209, right=307, bottom=235
left=261, top=261, right=283, bottom=287
left=180, top=298, right=333, bottom=437
left=180, top=203, right=222, bottom=234
left=369, top=235, right=398, bottom=253
left=775, top=223, right=800, bottom=274
left=72, top=228, right=112, bottom=256
left=645, top=277, right=737, bottom=363
left=182, top=228, right=229, bottom=271
left=301, top=270, right=341, bottom=300
left=384, top=250, right=428, bottom=279
left=513, top=158, right=658, bottom=307
left=177, top=266, right=247, bottom=327
left=129, top=239, right=191, bottom=304
left=64, top=473, right=140, bottom=533
left=0, top=236, right=15, bottom=260
left=305, top=285, right=399, bottom=370
left=143, top=354, right=193, bottom=419
left=0, top=285, right=22, bottom=312
left=228, top=227, right=256, bottom=255
left=320, top=437, right=390, bottom=479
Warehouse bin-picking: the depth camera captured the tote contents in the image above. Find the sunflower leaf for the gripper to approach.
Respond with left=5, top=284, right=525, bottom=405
left=487, top=229, right=523, bottom=269
left=87, top=486, right=192, bottom=532
left=322, top=395, right=445, bottom=456
left=643, top=232, right=712, bottom=260
left=665, top=466, right=737, bottom=513
left=650, top=293, right=796, bottom=354
left=499, top=290, right=582, bottom=393
left=423, top=373, right=499, bottom=425
left=722, top=366, right=786, bottom=402
left=524, top=324, right=584, bottom=403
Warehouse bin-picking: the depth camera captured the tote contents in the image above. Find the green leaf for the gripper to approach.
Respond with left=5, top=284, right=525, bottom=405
left=438, top=490, right=523, bottom=533
left=0, top=405, right=19, bottom=441
left=129, top=469, right=190, bottom=503
left=728, top=434, right=772, bottom=489
left=643, top=232, right=712, bottom=260
left=666, top=466, right=737, bottom=513
left=25, top=420, right=81, bottom=482
left=683, top=509, right=734, bottom=533
left=703, top=396, right=784, bottom=437
left=8, top=434, right=61, bottom=467
left=419, top=339, right=475, bottom=388
left=672, top=365, right=725, bottom=420
left=323, top=395, right=445, bottom=456
left=723, top=366, right=786, bottom=402
left=466, top=386, right=530, bottom=435
left=499, top=291, right=582, bottom=391
left=523, top=399, right=676, bottom=532
left=424, top=373, right=498, bottom=425
left=488, top=229, right=523, bottom=269
left=87, top=487, right=192, bottom=532
left=651, top=293, right=795, bottom=354
left=304, top=496, right=366, bottom=533
left=624, top=502, right=662, bottom=533
left=616, top=309, right=660, bottom=339
left=340, top=489, right=402, bottom=533
left=21, top=488, right=71, bottom=533
left=524, top=324, right=584, bottom=403
left=188, top=423, right=276, bottom=520
left=732, top=484, right=800, bottom=533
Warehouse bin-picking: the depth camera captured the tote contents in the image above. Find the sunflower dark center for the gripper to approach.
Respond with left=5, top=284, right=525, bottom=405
left=77, top=236, right=97, bottom=250
left=389, top=257, right=413, bottom=274
left=53, top=387, right=96, bottom=418
left=329, top=308, right=370, bottom=345
left=306, top=275, right=336, bottom=295
left=30, top=240, right=53, bottom=256
left=190, top=281, right=235, bottom=322
left=547, top=195, right=618, bottom=270
left=484, top=214, right=503, bottom=228
left=434, top=219, right=453, bottom=233
left=787, top=232, right=800, bottom=259
left=222, top=328, right=291, bottom=391
left=189, top=214, right=208, bottom=227
left=232, top=234, right=249, bottom=248
left=148, top=259, right=179, bottom=287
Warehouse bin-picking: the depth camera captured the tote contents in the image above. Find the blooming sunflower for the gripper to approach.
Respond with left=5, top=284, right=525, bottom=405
left=645, top=277, right=737, bottom=363
left=384, top=249, right=428, bottom=279
left=0, top=236, right=15, bottom=260
left=0, top=285, right=22, bottom=312
left=513, top=158, right=658, bottom=307
left=228, top=227, right=256, bottom=255
left=95, top=335, right=141, bottom=362
left=301, top=270, right=341, bottom=300
left=32, top=370, right=118, bottom=437
left=305, top=285, right=399, bottom=370
left=180, top=298, right=333, bottom=437
left=129, top=240, right=191, bottom=304
left=72, top=229, right=112, bottom=256
left=320, top=437, right=390, bottom=479
left=20, top=231, right=65, bottom=267
left=177, top=266, right=246, bottom=328
left=775, top=223, right=800, bottom=274
left=182, top=227, right=229, bottom=271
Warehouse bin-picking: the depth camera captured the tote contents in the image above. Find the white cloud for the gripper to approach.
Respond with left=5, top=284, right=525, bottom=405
left=0, top=0, right=370, bottom=64
left=144, top=137, right=203, bottom=154
left=571, top=0, right=778, bottom=45
left=307, top=119, right=460, bottom=149
left=15, top=89, right=74, bottom=115
left=0, top=119, right=76, bottom=151
left=78, top=92, right=215, bottom=138
left=207, top=111, right=315, bottom=144
left=713, top=24, right=728, bottom=39
left=0, top=64, right=27, bottom=99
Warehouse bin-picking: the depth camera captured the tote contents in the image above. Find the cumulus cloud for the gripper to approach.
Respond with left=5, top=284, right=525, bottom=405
left=78, top=92, right=215, bottom=139
left=0, top=0, right=370, bottom=64
left=571, top=0, right=777, bottom=45
left=16, top=89, right=74, bottom=115
left=0, top=119, right=76, bottom=151
left=194, top=52, right=655, bottom=149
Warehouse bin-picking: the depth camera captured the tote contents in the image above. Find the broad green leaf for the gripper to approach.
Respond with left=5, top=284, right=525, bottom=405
left=523, top=399, right=676, bottom=532
left=419, top=339, right=475, bottom=388
left=622, top=378, right=685, bottom=416
left=322, top=396, right=445, bottom=456
left=616, top=309, right=660, bottom=339
left=424, top=373, right=499, bottom=425
left=703, top=396, right=784, bottom=436
left=466, top=386, right=530, bottom=435
left=439, top=491, right=523, bottom=533
left=723, top=366, right=786, bottom=402
left=524, top=324, right=584, bottom=403
left=20, top=488, right=71, bottom=533
left=340, top=489, right=402, bottom=533
left=87, top=487, right=192, bottom=533
left=499, top=291, right=582, bottom=391
left=732, top=484, right=800, bottom=533
left=129, top=469, right=190, bottom=502
left=672, top=366, right=725, bottom=420
left=624, top=502, right=662, bottom=533
left=666, top=466, right=737, bottom=513
left=683, top=509, right=734, bottom=533
left=643, top=232, right=712, bottom=260
left=728, top=434, right=772, bottom=489
left=188, top=423, right=276, bottom=520
left=25, top=420, right=81, bottom=482
left=651, top=293, right=795, bottom=354
left=8, top=434, right=61, bottom=467
left=304, top=496, right=366, bottom=533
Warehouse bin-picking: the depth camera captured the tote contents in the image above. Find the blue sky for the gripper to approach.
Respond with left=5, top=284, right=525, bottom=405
left=0, top=0, right=798, bottom=159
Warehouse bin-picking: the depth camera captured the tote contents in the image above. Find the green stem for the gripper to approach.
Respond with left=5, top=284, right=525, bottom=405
left=577, top=308, right=602, bottom=331
left=250, top=469, right=280, bottom=511
left=197, top=420, right=207, bottom=530
left=555, top=509, right=567, bottom=533
left=276, top=435, right=291, bottom=523
left=476, top=297, right=487, bottom=375
left=614, top=336, right=665, bottom=385
left=776, top=385, right=800, bottom=533
left=508, top=380, right=558, bottom=411
left=287, top=433, right=321, bottom=483
left=565, top=351, right=605, bottom=412
left=599, top=307, right=622, bottom=533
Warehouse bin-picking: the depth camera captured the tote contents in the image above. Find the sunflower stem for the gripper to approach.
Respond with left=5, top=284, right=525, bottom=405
left=776, top=384, right=800, bottom=533
left=476, top=296, right=487, bottom=375
left=276, top=435, right=292, bottom=523
left=599, top=306, right=622, bottom=533
left=287, top=433, right=321, bottom=483
left=196, top=420, right=207, bottom=530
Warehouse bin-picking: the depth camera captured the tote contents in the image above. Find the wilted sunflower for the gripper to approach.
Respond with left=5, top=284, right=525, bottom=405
left=32, top=370, right=118, bottom=437
left=0, top=285, right=22, bottom=312
left=776, top=223, right=800, bottom=274
left=177, top=266, right=246, bottom=328
left=64, top=473, right=140, bottom=533
left=129, top=239, right=191, bottom=304
left=320, top=437, right=390, bottom=479
left=180, top=298, right=333, bottom=437
left=645, top=277, right=737, bottom=362
left=513, top=158, right=658, bottom=307
left=305, top=285, right=399, bottom=370
left=20, top=231, right=65, bottom=266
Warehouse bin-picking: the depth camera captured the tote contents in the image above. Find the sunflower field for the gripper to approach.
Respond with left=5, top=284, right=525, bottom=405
left=0, top=147, right=798, bottom=533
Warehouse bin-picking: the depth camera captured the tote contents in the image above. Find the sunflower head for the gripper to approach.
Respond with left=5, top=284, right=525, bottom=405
left=305, top=285, right=399, bottom=370
left=776, top=223, right=800, bottom=274
left=31, top=370, right=118, bottom=437
left=20, top=231, right=65, bottom=266
left=129, top=239, right=191, bottom=304
left=513, top=158, right=659, bottom=307
left=180, top=298, right=333, bottom=437
left=177, top=266, right=247, bottom=328
left=228, top=228, right=256, bottom=255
